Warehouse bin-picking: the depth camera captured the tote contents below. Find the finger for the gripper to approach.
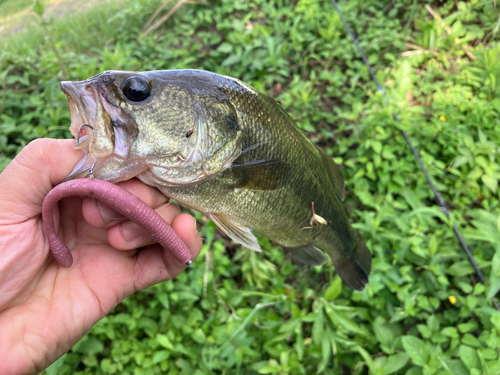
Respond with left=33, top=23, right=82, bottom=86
left=0, top=139, right=84, bottom=223
left=82, top=178, right=170, bottom=228
left=133, top=214, right=202, bottom=290
left=107, top=202, right=181, bottom=250
left=165, top=213, right=203, bottom=270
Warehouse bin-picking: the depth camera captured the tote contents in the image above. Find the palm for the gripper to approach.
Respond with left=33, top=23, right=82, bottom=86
left=0, top=139, right=201, bottom=373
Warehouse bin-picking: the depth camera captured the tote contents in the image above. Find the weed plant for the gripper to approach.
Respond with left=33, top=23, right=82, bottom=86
left=1, top=0, right=500, bottom=374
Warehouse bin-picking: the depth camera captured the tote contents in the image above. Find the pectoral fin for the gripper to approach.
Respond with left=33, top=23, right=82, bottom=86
left=209, top=213, right=261, bottom=252
left=284, top=245, right=330, bottom=266
left=231, top=159, right=289, bottom=190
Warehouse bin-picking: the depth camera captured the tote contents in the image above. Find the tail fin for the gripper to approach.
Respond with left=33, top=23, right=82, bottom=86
left=333, top=237, right=372, bottom=291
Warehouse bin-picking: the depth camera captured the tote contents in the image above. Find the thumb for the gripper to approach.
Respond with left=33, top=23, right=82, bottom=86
left=0, top=138, right=84, bottom=223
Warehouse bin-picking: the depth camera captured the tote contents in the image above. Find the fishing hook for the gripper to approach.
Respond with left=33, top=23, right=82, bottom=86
left=88, top=157, right=99, bottom=179
left=76, top=123, right=94, bottom=144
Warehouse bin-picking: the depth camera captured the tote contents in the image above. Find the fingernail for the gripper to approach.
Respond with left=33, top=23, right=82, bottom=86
left=122, top=221, right=143, bottom=242
left=96, top=201, right=121, bottom=223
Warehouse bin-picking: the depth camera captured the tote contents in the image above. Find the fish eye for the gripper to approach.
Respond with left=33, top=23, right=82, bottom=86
left=122, top=76, right=151, bottom=102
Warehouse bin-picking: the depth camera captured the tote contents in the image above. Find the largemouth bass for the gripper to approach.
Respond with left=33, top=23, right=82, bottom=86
left=60, top=69, right=371, bottom=290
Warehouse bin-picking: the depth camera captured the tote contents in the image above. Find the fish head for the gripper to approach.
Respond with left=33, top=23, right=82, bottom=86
left=61, top=70, right=244, bottom=186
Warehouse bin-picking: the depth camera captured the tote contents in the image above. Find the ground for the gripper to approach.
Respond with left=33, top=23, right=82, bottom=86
left=0, top=0, right=113, bottom=38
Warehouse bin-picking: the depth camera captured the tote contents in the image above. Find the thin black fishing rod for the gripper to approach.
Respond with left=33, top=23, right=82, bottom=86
left=329, top=0, right=500, bottom=311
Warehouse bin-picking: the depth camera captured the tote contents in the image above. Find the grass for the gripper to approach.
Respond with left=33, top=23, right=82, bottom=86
left=0, top=0, right=155, bottom=45
left=0, top=0, right=34, bottom=17
left=2, top=0, right=500, bottom=374
left=0, top=0, right=37, bottom=38
left=0, top=0, right=78, bottom=38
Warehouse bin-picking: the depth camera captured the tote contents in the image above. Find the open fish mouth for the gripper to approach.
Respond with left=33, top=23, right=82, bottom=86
left=60, top=80, right=133, bottom=180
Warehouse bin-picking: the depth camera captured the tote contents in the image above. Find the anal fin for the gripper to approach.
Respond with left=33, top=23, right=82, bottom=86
left=284, top=245, right=329, bottom=266
left=209, top=213, right=261, bottom=252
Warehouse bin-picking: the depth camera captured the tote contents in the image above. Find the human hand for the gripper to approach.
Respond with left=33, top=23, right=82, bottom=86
left=0, top=138, right=202, bottom=374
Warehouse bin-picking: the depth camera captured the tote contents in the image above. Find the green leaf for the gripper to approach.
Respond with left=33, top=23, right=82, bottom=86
left=312, top=308, right=324, bottom=345
left=458, top=320, right=478, bottom=333
left=355, top=345, right=378, bottom=375
left=417, top=324, right=432, bottom=339
left=457, top=282, right=473, bottom=294
left=74, top=337, right=104, bottom=355
left=487, top=360, right=500, bottom=375
left=491, top=315, right=500, bottom=331
left=427, top=315, right=439, bottom=332
left=491, top=252, right=500, bottom=277
left=217, top=43, right=233, bottom=53
left=100, top=358, right=116, bottom=373
left=221, top=54, right=241, bottom=66
left=192, top=328, right=207, bottom=344
left=446, top=262, right=474, bottom=276
left=278, top=318, right=299, bottom=334
left=323, top=276, right=342, bottom=301
left=401, top=336, right=430, bottom=366
left=441, top=327, right=458, bottom=338
left=487, top=276, right=500, bottom=299
left=452, top=155, right=469, bottom=169
left=258, top=360, right=280, bottom=374
left=258, top=366, right=279, bottom=374
left=317, top=335, right=331, bottom=373
left=482, top=174, right=498, bottom=193
left=45, top=354, right=67, bottom=375
left=157, top=292, right=170, bottom=309
left=373, top=322, right=396, bottom=348
left=383, top=352, right=410, bottom=374
left=372, top=140, right=382, bottom=154
left=152, top=350, right=169, bottom=364
left=156, top=334, right=174, bottom=350
left=459, top=345, right=480, bottom=371
left=325, top=305, right=365, bottom=335
left=462, top=334, right=482, bottom=347
left=404, top=368, right=422, bottom=375
left=32, top=0, right=45, bottom=16
left=443, top=358, right=470, bottom=375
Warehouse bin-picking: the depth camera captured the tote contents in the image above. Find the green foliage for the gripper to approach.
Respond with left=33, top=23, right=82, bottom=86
left=0, top=0, right=36, bottom=18
left=1, top=0, right=500, bottom=373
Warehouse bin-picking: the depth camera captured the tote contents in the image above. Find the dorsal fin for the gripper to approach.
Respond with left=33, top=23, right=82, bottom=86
left=317, top=147, right=345, bottom=202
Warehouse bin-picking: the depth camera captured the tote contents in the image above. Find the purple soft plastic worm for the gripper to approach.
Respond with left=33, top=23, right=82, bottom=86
left=42, top=179, right=192, bottom=267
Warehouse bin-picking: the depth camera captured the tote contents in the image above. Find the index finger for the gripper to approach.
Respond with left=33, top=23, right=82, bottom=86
left=0, top=139, right=84, bottom=224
